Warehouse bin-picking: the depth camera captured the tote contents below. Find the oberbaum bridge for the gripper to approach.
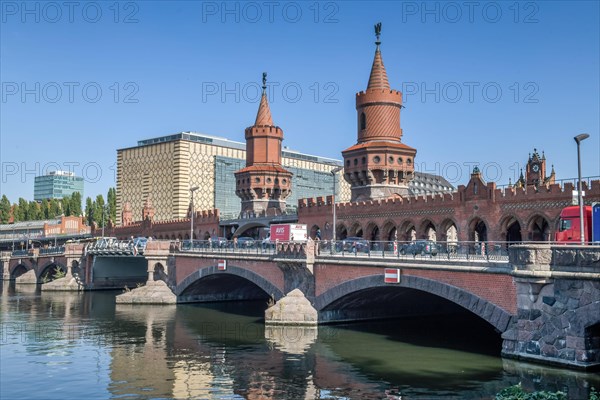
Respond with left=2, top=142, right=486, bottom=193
left=2, top=26, right=599, bottom=371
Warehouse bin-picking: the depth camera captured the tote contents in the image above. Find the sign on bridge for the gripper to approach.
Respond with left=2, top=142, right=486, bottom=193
left=384, top=268, right=400, bottom=283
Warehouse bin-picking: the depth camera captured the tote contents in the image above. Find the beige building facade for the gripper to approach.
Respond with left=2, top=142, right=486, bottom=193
left=116, top=132, right=350, bottom=225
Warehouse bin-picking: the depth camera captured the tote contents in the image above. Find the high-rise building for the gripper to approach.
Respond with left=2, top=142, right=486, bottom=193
left=33, top=171, right=84, bottom=201
left=115, top=132, right=349, bottom=225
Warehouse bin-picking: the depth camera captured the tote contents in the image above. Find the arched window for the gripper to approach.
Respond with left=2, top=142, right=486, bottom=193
left=360, top=112, right=366, bottom=130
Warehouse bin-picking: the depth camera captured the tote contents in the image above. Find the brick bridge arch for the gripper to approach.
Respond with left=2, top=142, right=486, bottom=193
left=37, top=261, right=66, bottom=281
left=175, top=264, right=285, bottom=302
left=314, top=274, right=514, bottom=332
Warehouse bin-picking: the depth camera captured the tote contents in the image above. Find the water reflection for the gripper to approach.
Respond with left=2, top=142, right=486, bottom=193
left=1, top=285, right=599, bottom=400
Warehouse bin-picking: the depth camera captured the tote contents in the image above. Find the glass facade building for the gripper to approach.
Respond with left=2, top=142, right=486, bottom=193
left=34, top=171, right=84, bottom=201
left=214, top=156, right=337, bottom=218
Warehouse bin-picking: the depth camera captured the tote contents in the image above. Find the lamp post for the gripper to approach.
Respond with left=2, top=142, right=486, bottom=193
left=190, top=186, right=199, bottom=247
left=330, top=166, right=343, bottom=253
left=574, top=133, right=590, bottom=245
left=101, top=204, right=106, bottom=237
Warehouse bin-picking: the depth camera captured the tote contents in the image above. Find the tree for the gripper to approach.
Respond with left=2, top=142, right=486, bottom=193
left=70, top=192, right=82, bottom=217
left=41, top=198, right=51, bottom=219
left=15, top=198, right=28, bottom=222
left=85, top=197, right=94, bottom=225
left=62, top=194, right=73, bottom=216
left=0, top=195, right=11, bottom=223
left=107, top=188, right=116, bottom=223
left=93, top=194, right=106, bottom=227
left=49, top=198, right=61, bottom=218
left=28, top=201, right=43, bottom=221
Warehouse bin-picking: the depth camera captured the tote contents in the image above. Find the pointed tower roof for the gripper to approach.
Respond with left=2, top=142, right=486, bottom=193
left=366, top=22, right=390, bottom=91
left=255, top=72, right=273, bottom=126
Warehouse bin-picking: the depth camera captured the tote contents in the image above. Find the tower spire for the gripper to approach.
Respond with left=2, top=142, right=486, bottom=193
left=367, top=22, right=390, bottom=91
left=255, top=72, right=273, bottom=126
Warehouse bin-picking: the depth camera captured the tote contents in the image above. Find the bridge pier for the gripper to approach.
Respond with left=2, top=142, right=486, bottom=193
left=1, top=252, right=12, bottom=281
left=503, top=245, right=600, bottom=370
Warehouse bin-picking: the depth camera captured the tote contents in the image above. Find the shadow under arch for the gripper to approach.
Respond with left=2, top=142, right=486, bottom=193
left=175, top=265, right=284, bottom=303
left=37, top=261, right=67, bottom=282
left=314, top=275, right=514, bottom=332
left=235, top=221, right=269, bottom=237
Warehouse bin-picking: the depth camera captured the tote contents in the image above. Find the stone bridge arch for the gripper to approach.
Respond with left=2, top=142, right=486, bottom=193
left=175, top=264, right=284, bottom=303
left=314, top=274, right=513, bottom=332
left=10, top=263, right=30, bottom=279
left=38, top=261, right=67, bottom=282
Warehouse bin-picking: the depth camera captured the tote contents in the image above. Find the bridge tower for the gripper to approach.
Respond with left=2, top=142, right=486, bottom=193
left=342, top=23, right=417, bottom=202
left=235, top=73, right=293, bottom=216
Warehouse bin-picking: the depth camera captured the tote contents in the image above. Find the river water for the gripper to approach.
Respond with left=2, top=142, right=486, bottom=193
left=1, top=283, right=598, bottom=399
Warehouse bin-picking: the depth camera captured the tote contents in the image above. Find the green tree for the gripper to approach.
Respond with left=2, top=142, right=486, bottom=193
left=62, top=194, right=72, bottom=216
left=70, top=192, right=82, bottom=217
left=28, top=201, right=43, bottom=220
left=49, top=198, right=61, bottom=218
left=85, top=197, right=94, bottom=225
left=107, top=188, right=116, bottom=223
left=15, top=198, right=28, bottom=221
left=93, top=194, right=106, bottom=227
left=0, top=195, right=11, bottom=223
left=40, top=199, right=51, bottom=219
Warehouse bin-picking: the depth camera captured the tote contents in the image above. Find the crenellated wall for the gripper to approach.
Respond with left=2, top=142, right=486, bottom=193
left=101, top=209, right=220, bottom=240
left=298, top=177, right=600, bottom=243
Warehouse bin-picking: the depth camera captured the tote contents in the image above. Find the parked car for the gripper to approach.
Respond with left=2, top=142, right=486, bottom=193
left=400, top=240, right=439, bottom=256
left=340, top=237, right=370, bottom=253
left=132, top=237, right=147, bottom=254
left=236, top=236, right=256, bottom=248
left=210, top=237, right=229, bottom=248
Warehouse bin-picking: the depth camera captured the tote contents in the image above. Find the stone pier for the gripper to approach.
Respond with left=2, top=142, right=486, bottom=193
left=265, top=289, right=318, bottom=326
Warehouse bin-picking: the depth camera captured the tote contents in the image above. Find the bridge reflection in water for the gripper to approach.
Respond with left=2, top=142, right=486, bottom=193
left=1, top=284, right=599, bottom=399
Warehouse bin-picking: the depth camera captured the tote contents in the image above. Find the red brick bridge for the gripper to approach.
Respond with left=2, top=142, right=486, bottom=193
left=2, top=241, right=599, bottom=370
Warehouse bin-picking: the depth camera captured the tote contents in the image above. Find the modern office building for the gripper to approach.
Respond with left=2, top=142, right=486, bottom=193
left=33, top=171, right=84, bottom=201
left=116, top=132, right=350, bottom=225
left=115, top=131, right=455, bottom=226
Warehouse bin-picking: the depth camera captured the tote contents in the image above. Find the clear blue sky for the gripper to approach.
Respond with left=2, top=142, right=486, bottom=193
left=1, top=1, right=599, bottom=203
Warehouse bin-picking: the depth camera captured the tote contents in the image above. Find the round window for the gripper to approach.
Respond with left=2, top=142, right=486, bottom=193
left=373, top=156, right=381, bottom=163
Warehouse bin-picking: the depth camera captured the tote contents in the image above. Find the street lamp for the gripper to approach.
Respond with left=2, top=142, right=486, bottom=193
left=330, top=166, right=343, bottom=253
left=574, top=133, right=590, bottom=245
left=190, top=186, right=199, bottom=247
left=101, top=204, right=106, bottom=237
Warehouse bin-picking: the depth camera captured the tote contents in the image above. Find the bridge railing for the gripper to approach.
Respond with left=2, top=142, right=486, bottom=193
left=86, top=239, right=144, bottom=256
left=176, top=239, right=304, bottom=257
left=315, top=240, right=514, bottom=262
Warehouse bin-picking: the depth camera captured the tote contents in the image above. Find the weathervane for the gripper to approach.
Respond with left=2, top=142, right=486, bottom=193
left=374, top=22, right=382, bottom=46
left=262, top=72, right=267, bottom=91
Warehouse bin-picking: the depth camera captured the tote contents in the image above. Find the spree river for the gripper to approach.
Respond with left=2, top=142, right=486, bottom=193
left=1, top=283, right=598, bottom=399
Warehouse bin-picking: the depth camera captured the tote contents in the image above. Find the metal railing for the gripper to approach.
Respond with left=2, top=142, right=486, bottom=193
left=174, top=239, right=517, bottom=262
left=316, top=240, right=512, bottom=262
left=177, top=239, right=280, bottom=256
left=85, top=239, right=145, bottom=256
left=39, top=246, right=65, bottom=255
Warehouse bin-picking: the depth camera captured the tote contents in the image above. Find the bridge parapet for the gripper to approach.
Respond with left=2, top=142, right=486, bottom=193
left=505, top=243, right=600, bottom=370
left=510, top=244, right=600, bottom=278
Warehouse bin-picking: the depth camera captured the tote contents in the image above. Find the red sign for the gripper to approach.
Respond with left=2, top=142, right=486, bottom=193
left=384, top=268, right=400, bottom=283
left=217, top=260, right=227, bottom=271
left=270, top=224, right=290, bottom=241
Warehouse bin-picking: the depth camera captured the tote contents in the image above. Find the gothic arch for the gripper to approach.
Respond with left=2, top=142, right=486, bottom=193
left=365, top=221, right=380, bottom=242
left=381, top=220, right=397, bottom=241
left=439, top=218, right=459, bottom=242
left=468, top=217, right=488, bottom=242
left=314, top=275, right=513, bottom=332
left=348, top=222, right=363, bottom=237
left=500, top=215, right=523, bottom=244
left=175, top=264, right=284, bottom=301
left=526, top=214, right=551, bottom=242
left=398, top=220, right=417, bottom=242
left=335, top=223, right=348, bottom=240
left=419, top=219, right=437, bottom=241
